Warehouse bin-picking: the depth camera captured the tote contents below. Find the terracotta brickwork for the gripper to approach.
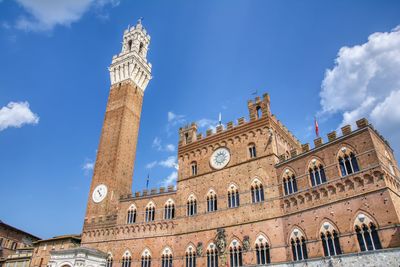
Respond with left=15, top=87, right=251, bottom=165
left=80, top=23, right=400, bottom=266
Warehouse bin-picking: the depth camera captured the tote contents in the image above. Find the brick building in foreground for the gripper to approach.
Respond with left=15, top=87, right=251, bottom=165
left=51, top=20, right=400, bottom=267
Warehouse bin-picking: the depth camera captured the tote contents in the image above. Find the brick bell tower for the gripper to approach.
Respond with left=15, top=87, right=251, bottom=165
left=84, top=19, right=152, bottom=227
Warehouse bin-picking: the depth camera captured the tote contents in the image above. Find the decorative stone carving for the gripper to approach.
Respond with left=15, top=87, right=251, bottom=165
left=215, top=228, right=227, bottom=254
left=196, top=242, right=203, bottom=256
left=243, top=236, right=250, bottom=252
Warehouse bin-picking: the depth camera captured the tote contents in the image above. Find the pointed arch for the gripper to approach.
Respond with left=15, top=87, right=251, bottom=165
left=319, top=220, right=342, bottom=257
left=141, top=248, right=152, bottom=267
left=337, top=145, right=360, bottom=176
left=185, top=244, right=196, bottom=267
left=106, top=252, right=113, bottom=267
left=121, top=250, right=131, bottom=267
left=164, top=199, right=175, bottom=220
left=161, top=246, right=173, bottom=267
left=254, top=234, right=270, bottom=265
left=187, top=194, right=197, bottom=216
left=307, top=157, right=327, bottom=187
left=206, top=242, right=218, bottom=267
left=127, top=204, right=137, bottom=224
left=207, top=189, right=218, bottom=212
left=289, top=227, right=308, bottom=261
left=282, top=168, right=298, bottom=195
left=229, top=239, right=243, bottom=267
left=353, top=211, right=382, bottom=252
left=145, top=202, right=155, bottom=222
left=227, top=183, right=240, bottom=208
left=251, top=178, right=265, bottom=203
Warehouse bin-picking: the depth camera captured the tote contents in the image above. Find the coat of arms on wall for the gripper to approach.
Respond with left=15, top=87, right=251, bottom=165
left=215, top=228, right=227, bottom=254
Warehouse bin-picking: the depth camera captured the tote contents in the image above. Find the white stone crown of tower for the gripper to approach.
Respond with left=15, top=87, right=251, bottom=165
left=109, top=19, right=152, bottom=91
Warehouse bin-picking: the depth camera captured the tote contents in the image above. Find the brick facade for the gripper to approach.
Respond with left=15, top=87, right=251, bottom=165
left=80, top=22, right=400, bottom=266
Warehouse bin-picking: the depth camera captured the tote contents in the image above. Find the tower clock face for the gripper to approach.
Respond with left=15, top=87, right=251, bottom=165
left=210, top=147, right=231, bottom=169
left=92, top=184, right=108, bottom=203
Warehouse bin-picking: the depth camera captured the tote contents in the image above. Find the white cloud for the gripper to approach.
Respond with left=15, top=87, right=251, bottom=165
left=13, top=0, right=119, bottom=32
left=152, top=137, right=175, bottom=152
left=82, top=159, right=94, bottom=175
left=319, top=25, right=400, bottom=152
left=165, top=144, right=175, bottom=152
left=159, top=156, right=178, bottom=169
left=160, top=171, right=177, bottom=188
left=168, top=111, right=185, bottom=123
left=197, top=118, right=218, bottom=131
left=0, top=101, right=39, bottom=131
left=145, top=161, right=157, bottom=169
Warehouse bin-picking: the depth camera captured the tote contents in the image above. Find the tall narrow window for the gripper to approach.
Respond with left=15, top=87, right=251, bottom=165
left=207, top=243, right=218, bottom=267
left=290, top=230, right=308, bottom=261
left=255, top=235, right=270, bottom=265
left=207, top=190, right=218, bottom=212
left=139, top=42, right=144, bottom=54
left=283, top=169, right=298, bottom=195
left=141, top=250, right=151, bottom=267
left=228, top=185, right=240, bottom=208
left=161, top=248, right=173, bottom=267
left=185, top=246, right=196, bottom=267
left=164, top=199, right=175, bottom=220
left=127, top=205, right=136, bottom=224
left=106, top=254, right=113, bottom=267
left=251, top=179, right=265, bottom=203
left=229, top=240, right=243, bottom=267
left=145, top=203, right=155, bottom=222
left=248, top=144, right=257, bottom=158
left=355, top=223, right=382, bottom=252
left=321, top=226, right=342, bottom=257
left=338, top=147, right=360, bottom=177
left=121, top=252, right=131, bottom=267
left=191, top=162, right=198, bottom=176
left=187, top=195, right=197, bottom=216
left=309, top=159, right=327, bottom=187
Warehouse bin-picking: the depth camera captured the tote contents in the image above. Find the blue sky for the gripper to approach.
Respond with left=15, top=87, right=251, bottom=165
left=1, top=0, right=399, bottom=239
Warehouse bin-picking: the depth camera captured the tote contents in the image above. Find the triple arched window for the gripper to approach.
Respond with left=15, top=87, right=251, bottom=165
left=251, top=179, right=265, bottom=203
left=185, top=245, right=196, bottom=267
left=145, top=202, right=155, bottom=222
left=229, top=240, right=243, bottom=267
left=161, top=248, right=173, bottom=267
left=127, top=205, right=136, bottom=224
left=141, top=250, right=151, bottom=267
left=320, top=222, right=342, bottom=257
left=164, top=199, right=175, bottom=220
left=206, top=243, right=218, bottom=267
left=255, top=235, right=270, bottom=265
left=228, top=185, right=240, bottom=208
left=121, top=251, right=131, bottom=267
left=338, top=147, right=360, bottom=176
left=290, top=229, right=308, bottom=261
left=354, top=214, right=382, bottom=252
left=187, top=195, right=197, bottom=216
left=283, top=169, right=298, bottom=195
left=309, top=159, right=327, bottom=187
left=207, top=190, right=218, bottom=212
left=106, top=254, right=113, bottom=267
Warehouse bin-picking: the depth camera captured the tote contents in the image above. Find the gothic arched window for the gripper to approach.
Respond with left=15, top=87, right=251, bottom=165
left=283, top=169, right=298, bottom=195
left=229, top=240, right=243, bottom=267
left=290, top=229, right=308, bottom=261
left=141, top=249, right=151, bottom=267
left=106, top=253, right=113, bottom=267
left=121, top=251, right=131, bottom=267
left=145, top=202, right=155, bottom=222
left=127, top=205, right=136, bottom=224
left=161, top=247, right=173, bottom=267
left=354, top=214, right=382, bottom=252
left=251, top=179, right=265, bottom=203
left=185, top=245, right=196, bottom=267
left=164, top=199, right=175, bottom=220
left=309, top=159, right=327, bottom=187
left=206, top=243, right=218, bottom=267
left=320, top=222, right=342, bottom=257
left=255, top=235, right=270, bottom=265
left=187, top=195, right=197, bottom=216
left=191, top=161, right=198, bottom=176
left=228, top=184, right=240, bottom=208
left=338, top=147, right=360, bottom=176
left=207, top=190, right=218, bottom=212
left=248, top=143, right=257, bottom=159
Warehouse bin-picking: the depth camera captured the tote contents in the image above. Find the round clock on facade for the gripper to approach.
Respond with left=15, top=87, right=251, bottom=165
left=210, top=147, right=231, bottom=169
left=92, top=184, right=108, bottom=203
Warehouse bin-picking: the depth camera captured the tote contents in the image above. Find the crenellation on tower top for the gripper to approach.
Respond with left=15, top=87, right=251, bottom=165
left=109, top=19, right=152, bottom=91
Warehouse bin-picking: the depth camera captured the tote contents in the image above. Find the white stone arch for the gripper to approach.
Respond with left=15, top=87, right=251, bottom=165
left=229, top=239, right=242, bottom=249
left=145, top=201, right=156, bottom=208
left=58, top=262, right=73, bottom=267
left=251, top=177, right=263, bottom=187
left=127, top=204, right=137, bottom=211
left=227, top=183, right=239, bottom=193
left=289, top=227, right=306, bottom=243
left=353, top=212, right=377, bottom=228
left=185, top=244, right=196, bottom=254
left=187, top=193, right=197, bottom=201
left=254, top=233, right=270, bottom=246
left=164, top=198, right=175, bottom=206
left=206, top=188, right=217, bottom=197
left=161, top=246, right=173, bottom=256
left=337, top=145, right=357, bottom=159
left=141, top=248, right=152, bottom=257
left=122, top=250, right=132, bottom=258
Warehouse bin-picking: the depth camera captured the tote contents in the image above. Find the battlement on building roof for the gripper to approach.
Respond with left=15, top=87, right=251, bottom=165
left=119, top=185, right=176, bottom=201
left=276, top=118, right=392, bottom=164
left=178, top=93, right=301, bottom=148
